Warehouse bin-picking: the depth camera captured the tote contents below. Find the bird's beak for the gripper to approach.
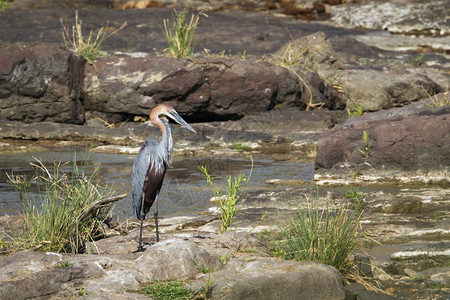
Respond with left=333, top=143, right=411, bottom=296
left=166, top=111, right=196, bottom=133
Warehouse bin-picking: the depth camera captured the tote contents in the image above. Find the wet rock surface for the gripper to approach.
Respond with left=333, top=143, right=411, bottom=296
left=1, top=179, right=449, bottom=299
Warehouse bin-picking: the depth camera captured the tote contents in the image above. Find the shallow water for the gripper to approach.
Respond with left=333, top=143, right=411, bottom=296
left=0, top=151, right=315, bottom=219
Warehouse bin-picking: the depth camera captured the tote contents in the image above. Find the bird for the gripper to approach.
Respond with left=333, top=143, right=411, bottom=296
left=132, top=104, right=196, bottom=252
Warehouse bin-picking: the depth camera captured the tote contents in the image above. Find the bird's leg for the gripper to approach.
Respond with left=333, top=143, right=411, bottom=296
left=133, top=217, right=145, bottom=253
left=134, top=194, right=146, bottom=253
left=154, top=197, right=159, bottom=242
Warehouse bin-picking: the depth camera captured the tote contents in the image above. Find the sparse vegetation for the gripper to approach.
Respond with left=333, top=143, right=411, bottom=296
left=421, top=88, right=449, bottom=108
left=218, top=253, right=230, bottom=265
left=270, top=43, right=318, bottom=71
left=199, top=155, right=253, bottom=233
left=233, top=142, right=251, bottom=151
left=163, top=9, right=205, bottom=58
left=0, top=0, right=8, bottom=12
left=55, top=261, right=74, bottom=269
left=141, top=280, right=192, bottom=300
left=6, top=157, right=115, bottom=253
left=270, top=194, right=363, bottom=272
left=346, top=103, right=364, bottom=117
left=267, top=43, right=324, bottom=111
left=194, top=258, right=217, bottom=274
left=345, top=189, right=365, bottom=212
left=359, top=130, right=372, bottom=162
left=60, top=10, right=126, bottom=64
left=410, top=53, right=424, bottom=67
left=193, top=258, right=217, bottom=298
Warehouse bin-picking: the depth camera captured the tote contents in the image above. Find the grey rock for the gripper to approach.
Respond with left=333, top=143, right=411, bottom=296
left=344, top=283, right=366, bottom=300
left=355, top=290, right=396, bottom=300
left=0, top=262, right=104, bottom=300
left=343, top=69, right=442, bottom=112
left=382, top=196, right=424, bottom=214
left=330, top=0, right=450, bottom=37
left=208, top=260, right=346, bottom=300
left=132, top=238, right=222, bottom=283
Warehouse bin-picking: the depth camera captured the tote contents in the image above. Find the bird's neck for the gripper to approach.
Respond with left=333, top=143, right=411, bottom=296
left=160, top=119, right=173, bottom=160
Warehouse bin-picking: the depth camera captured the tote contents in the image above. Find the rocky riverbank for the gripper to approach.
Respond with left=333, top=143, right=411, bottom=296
left=0, top=0, right=449, bottom=299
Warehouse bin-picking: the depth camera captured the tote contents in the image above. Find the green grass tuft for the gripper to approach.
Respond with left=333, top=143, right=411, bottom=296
left=0, top=0, right=8, bottom=12
left=60, top=10, right=126, bottom=64
left=141, top=280, right=192, bottom=300
left=6, top=156, right=114, bottom=253
left=345, top=189, right=365, bottom=212
left=346, top=103, right=364, bottom=117
left=163, top=9, right=205, bottom=58
left=55, top=261, right=74, bottom=269
left=233, top=143, right=251, bottom=151
left=271, top=195, right=362, bottom=272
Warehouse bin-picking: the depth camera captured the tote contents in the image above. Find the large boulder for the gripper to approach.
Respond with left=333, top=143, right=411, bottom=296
left=273, top=31, right=347, bottom=110
left=82, top=55, right=302, bottom=122
left=208, top=260, right=346, bottom=300
left=343, top=69, right=442, bottom=112
left=315, top=99, right=450, bottom=171
left=0, top=43, right=85, bottom=124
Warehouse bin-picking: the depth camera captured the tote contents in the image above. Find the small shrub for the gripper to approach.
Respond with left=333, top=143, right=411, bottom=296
left=141, top=280, right=192, bottom=300
left=60, top=10, right=126, bottom=64
left=272, top=195, right=362, bottom=272
left=199, top=155, right=253, bottom=233
left=7, top=157, right=114, bottom=253
left=163, top=9, right=205, bottom=58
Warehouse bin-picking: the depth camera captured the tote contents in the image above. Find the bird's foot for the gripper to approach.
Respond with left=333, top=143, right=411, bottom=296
left=133, top=245, right=146, bottom=253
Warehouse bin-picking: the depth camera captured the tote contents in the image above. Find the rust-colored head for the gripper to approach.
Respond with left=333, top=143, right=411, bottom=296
left=149, top=104, right=196, bottom=133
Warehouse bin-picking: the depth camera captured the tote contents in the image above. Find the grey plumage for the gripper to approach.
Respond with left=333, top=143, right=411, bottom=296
left=131, top=104, right=195, bottom=252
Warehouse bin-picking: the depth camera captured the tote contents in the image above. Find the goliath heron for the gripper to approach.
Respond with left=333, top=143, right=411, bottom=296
left=132, top=104, right=196, bottom=252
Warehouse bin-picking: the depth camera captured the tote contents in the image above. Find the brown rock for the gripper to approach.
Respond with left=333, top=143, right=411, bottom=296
left=83, top=56, right=302, bottom=122
left=0, top=43, right=85, bottom=124
left=315, top=101, right=450, bottom=170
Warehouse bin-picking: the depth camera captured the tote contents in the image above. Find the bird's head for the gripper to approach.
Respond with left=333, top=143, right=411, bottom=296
left=150, top=104, right=196, bottom=133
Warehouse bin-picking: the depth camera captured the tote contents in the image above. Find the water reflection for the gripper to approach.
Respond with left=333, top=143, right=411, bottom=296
left=0, top=151, right=315, bottom=219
